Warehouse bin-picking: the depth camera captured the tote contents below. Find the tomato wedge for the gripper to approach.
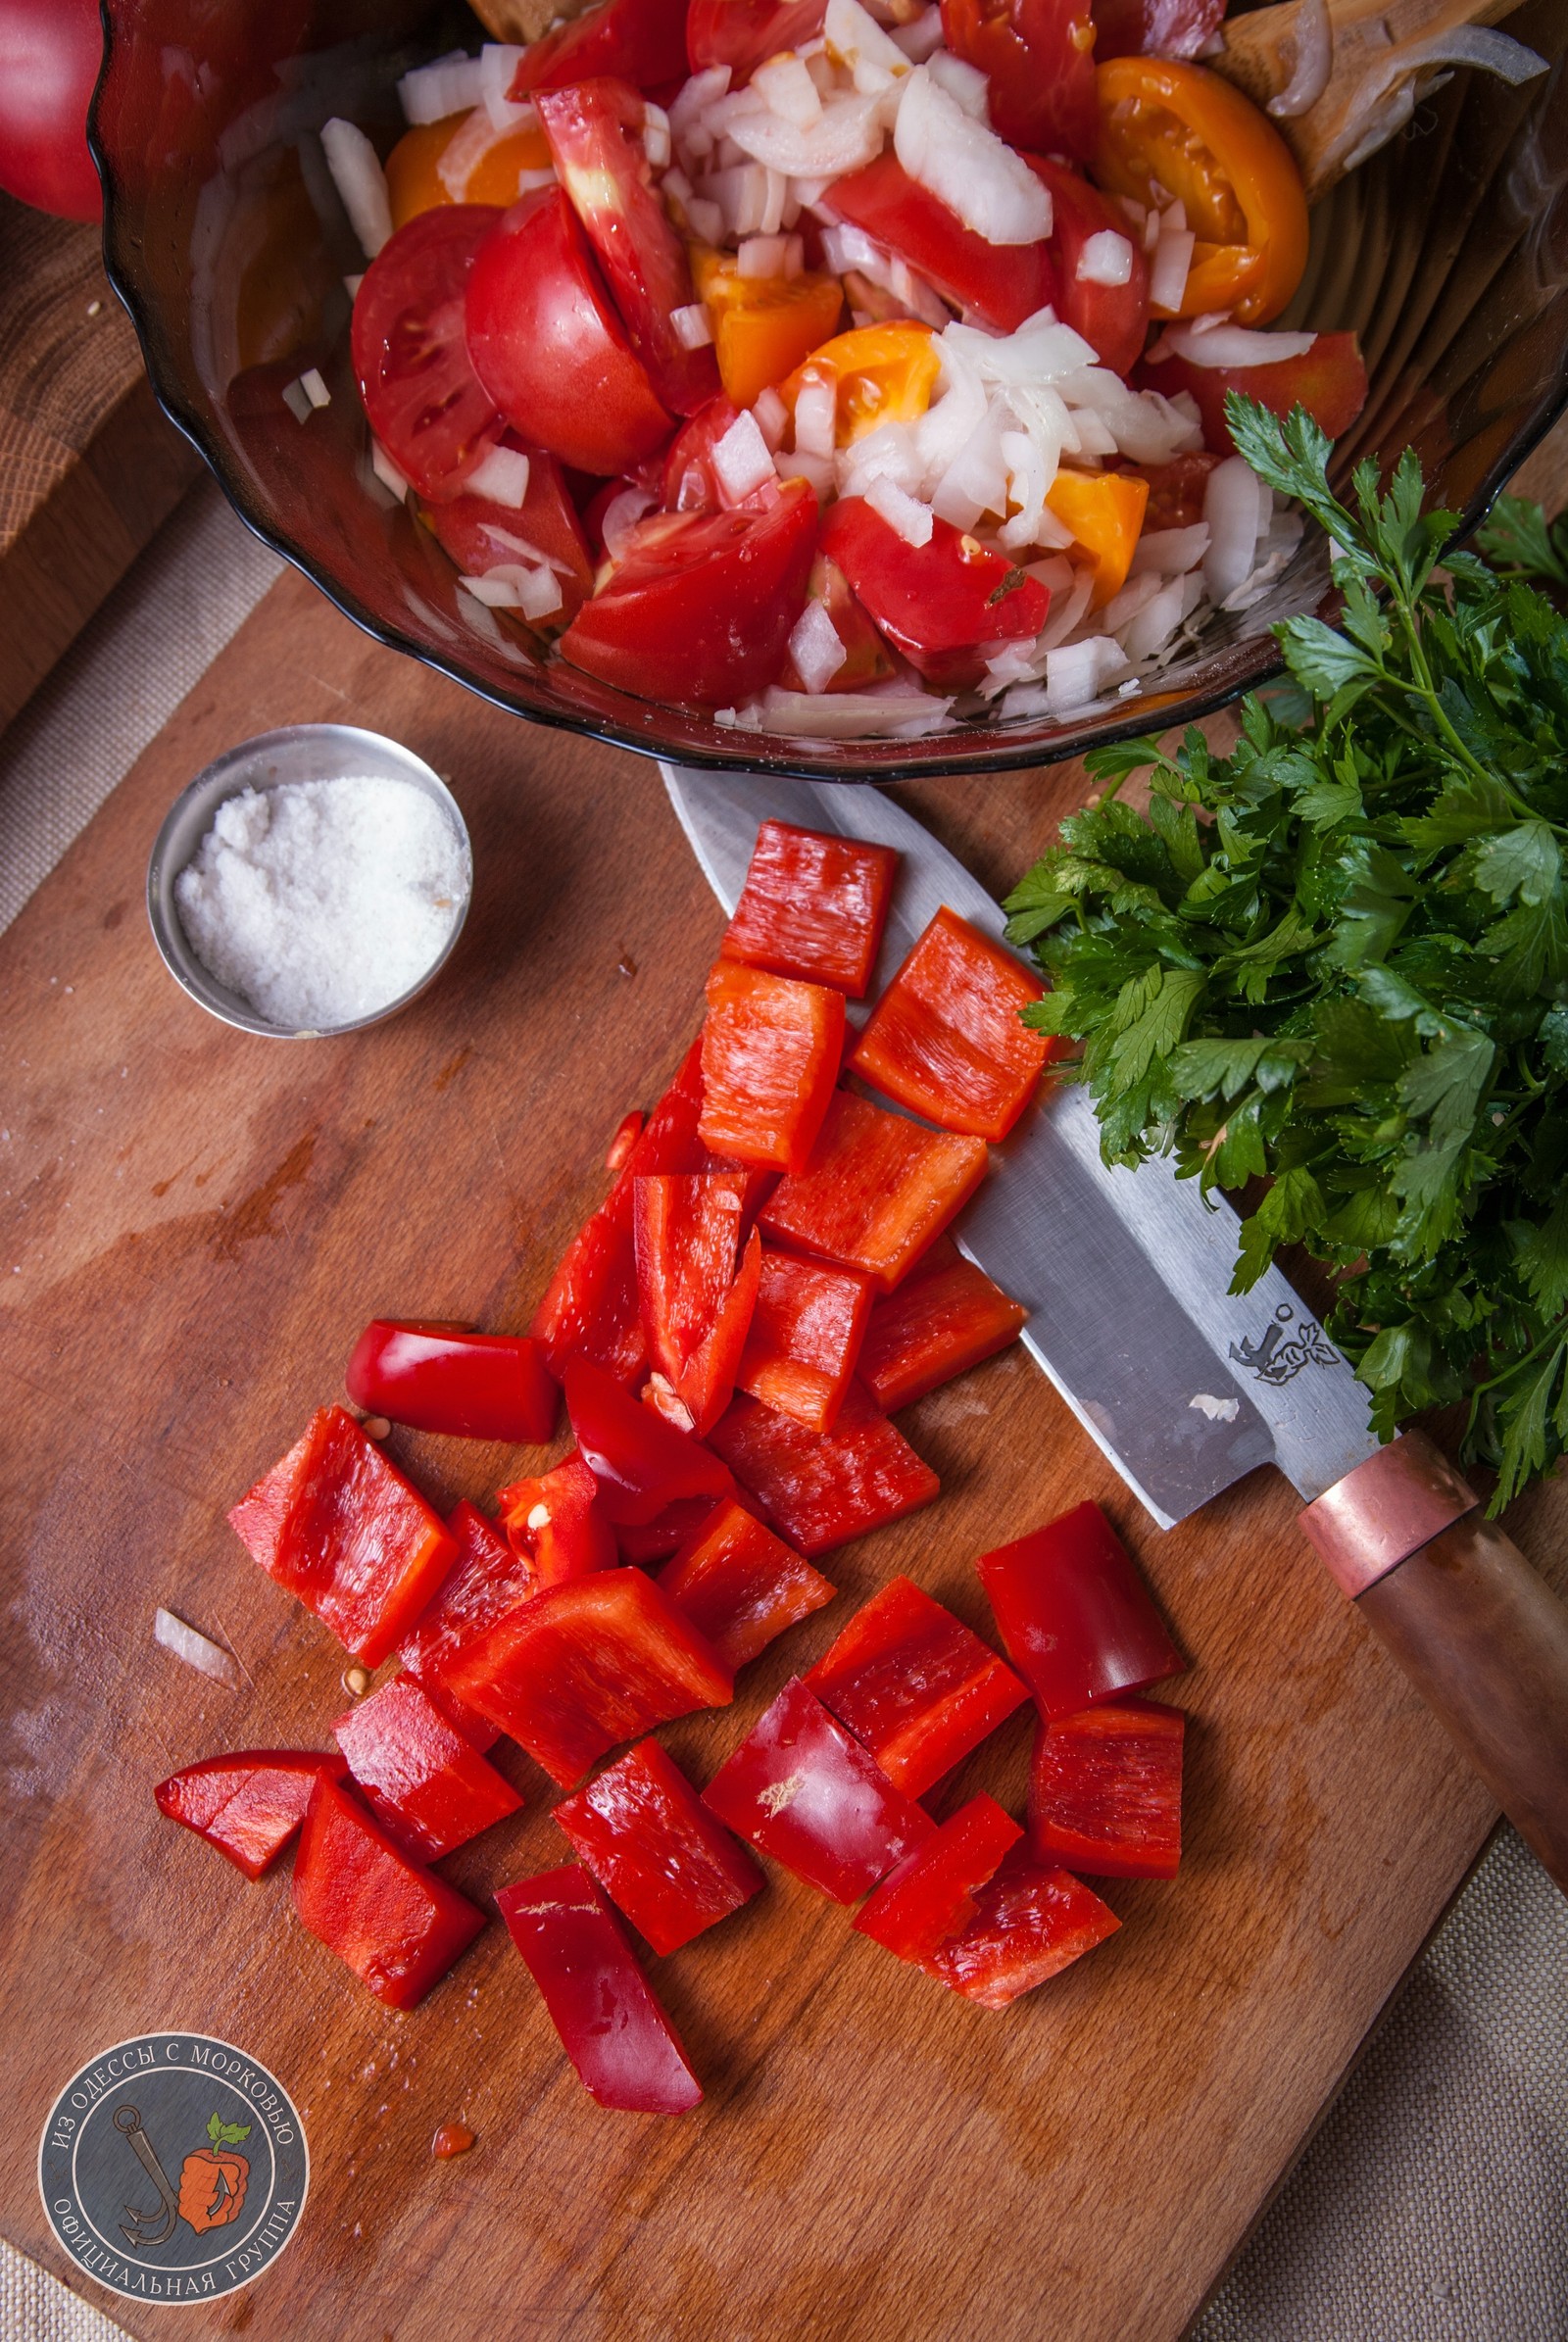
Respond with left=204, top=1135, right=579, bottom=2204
left=466, top=189, right=672, bottom=475
left=538, top=78, right=720, bottom=417
left=509, top=0, right=693, bottom=96
left=351, top=204, right=504, bottom=501
left=421, top=441, right=595, bottom=623
left=1141, top=330, right=1369, bottom=454
left=820, top=497, right=1048, bottom=688
left=1026, top=157, right=1150, bottom=380
left=687, top=0, right=828, bottom=81
left=819, top=156, right=1056, bottom=337
left=941, top=0, right=1098, bottom=162
left=560, top=481, right=818, bottom=707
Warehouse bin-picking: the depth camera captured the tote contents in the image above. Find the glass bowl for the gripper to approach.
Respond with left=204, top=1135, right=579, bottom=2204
left=92, top=0, right=1568, bottom=782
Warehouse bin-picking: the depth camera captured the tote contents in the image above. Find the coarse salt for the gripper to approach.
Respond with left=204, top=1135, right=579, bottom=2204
left=174, top=777, right=466, bottom=1030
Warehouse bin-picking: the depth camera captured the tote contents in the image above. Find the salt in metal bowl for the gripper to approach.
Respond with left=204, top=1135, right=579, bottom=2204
left=145, top=722, right=472, bottom=1038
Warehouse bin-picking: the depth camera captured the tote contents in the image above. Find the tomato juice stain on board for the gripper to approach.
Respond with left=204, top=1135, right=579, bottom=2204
left=432, top=2120, right=475, bottom=2158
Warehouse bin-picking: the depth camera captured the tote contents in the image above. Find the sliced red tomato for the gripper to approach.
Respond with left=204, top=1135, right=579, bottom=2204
left=819, top=154, right=1056, bottom=336
left=1030, top=1696, right=1186, bottom=1877
left=941, top=0, right=1098, bottom=161
left=779, top=555, right=897, bottom=695
left=564, top=1356, right=736, bottom=1527
left=758, top=1091, right=990, bottom=1293
left=854, top=1793, right=1024, bottom=1970
left=465, top=189, right=671, bottom=475
left=849, top=903, right=1054, bottom=1143
left=421, top=441, right=596, bottom=623
left=977, top=1500, right=1184, bottom=1720
left=560, top=481, right=818, bottom=707
left=1092, top=0, right=1225, bottom=62
left=1119, top=449, right=1219, bottom=529
left=658, top=1497, right=836, bottom=1672
left=538, top=78, right=720, bottom=416
left=351, top=204, right=505, bottom=501
left=707, top=1383, right=939, bottom=1557
left=496, top=1450, right=619, bottom=1587
left=665, top=394, right=744, bottom=512
left=858, top=1235, right=1027, bottom=1413
left=1026, top=157, right=1150, bottom=380
left=509, top=0, right=692, bottom=95
left=687, top=0, right=829, bottom=81
left=333, top=1677, right=522, bottom=1863
left=700, top=959, right=846, bottom=1176
left=554, top=1738, right=762, bottom=1954
left=0, top=0, right=104, bottom=221
left=719, top=816, right=898, bottom=998
left=293, top=1776, right=484, bottom=2009
left=702, top=1677, right=935, bottom=1903
left=154, top=1750, right=349, bottom=1881
left=1140, top=330, right=1369, bottom=454
left=806, top=1575, right=1027, bottom=1797
left=736, top=1247, right=874, bottom=1433
left=929, top=1847, right=1120, bottom=2007
left=820, top=498, right=1048, bottom=689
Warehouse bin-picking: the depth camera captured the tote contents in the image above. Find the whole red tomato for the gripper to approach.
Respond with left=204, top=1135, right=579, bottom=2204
left=0, top=0, right=104, bottom=222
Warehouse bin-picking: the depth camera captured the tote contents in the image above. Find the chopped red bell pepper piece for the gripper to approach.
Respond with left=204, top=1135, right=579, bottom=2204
left=758, top=1091, right=989, bottom=1292
left=292, top=1775, right=484, bottom=2009
left=852, top=1792, right=1023, bottom=1969
left=605, top=1036, right=710, bottom=1220
left=699, top=960, right=845, bottom=1174
left=658, top=1495, right=836, bottom=1670
left=606, top=1108, right=646, bottom=1174
left=928, top=1846, right=1120, bottom=2008
left=154, top=1750, right=349, bottom=1881
left=614, top=1493, right=716, bottom=1563
left=976, top=1501, right=1185, bottom=1721
left=344, top=1321, right=559, bottom=1444
left=718, top=819, right=899, bottom=999
left=397, top=1498, right=534, bottom=1749
left=333, top=1676, right=523, bottom=1862
left=529, top=1203, right=645, bottom=1384
left=703, top=1677, right=934, bottom=1903
left=706, top=1383, right=938, bottom=1557
left=849, top=905, right=1054, bottom=1143
left=633, top=1172, right=761, bottom=1433
left=447, top=1568, right=733, bottom=1787
left=497, top=1450, right=619, bottom=1586
left=554, top=1737, right=763, bottom=1953
left=858, top=1235, right=1027, bottom=1413
left=228, top=1405, right=457, bottom=1668
left=805, top=1574, right=1027, bottom=1797
left=1029, top=1696, right=1185, bottom=1878
left=564, top=1356, right=736, bottom=1527
left=496, top=1863, right=704, bottom=2113
left=736, top=1246, right=874, bottom=1432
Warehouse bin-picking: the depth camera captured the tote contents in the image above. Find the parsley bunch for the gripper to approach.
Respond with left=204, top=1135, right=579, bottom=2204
left=1004, top=399, right=1568, bottom=1512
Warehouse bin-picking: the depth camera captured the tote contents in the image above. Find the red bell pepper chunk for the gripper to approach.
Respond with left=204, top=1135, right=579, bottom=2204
left=699, top=961, right=845, bottom=1175
left=928, top=1845, right=1120, bottom=2008
left=805, top=1574, right=1028, bottom=1798
left=154, top=1750, right=349, bottom=1881
left=633, top=1172, right=761, bottom=1434
left=658, top=1495, right=836, bottom=1671
left=564, top=1356, right=736, bottom=1527
left=735, top=1246, right=874, bottom=1434
left=292, top=1776, right=485, bottom=2009
left=849, top=905, right=1054, bottom=1144
left=529, top=1202, right=645, bottom=1384
left=615, top=1493, right=716, bottom=1563
left=554, top=1737, right=763, bottom=1953
left=606, top=1108, right=645, bottom=1173
left=447, top=1568, right=733, bottom=1787
left=397, top=1499, right=534, bottom=1750
left=707, top=1383, right=938, bottom=1557
left=704, top=1677, right=934, bottom=1903
left=496, top=1863, right=704, bottom=2113
left=333, top=1676, right=522, bottom=1862
left=758, top=1091, right=989, bottom=1292
left=1030, top=1696, right=1185, bottom=1878
left=228, top=1405, right=457, bottom=1669
left=344, top=1320, right=559, bottom=1445
left=853, top=1793, right=1023, bottom=1970
left=858, top=1235, right=1027, bottom=1413
left=1140, top=330, right=1368, bottom=457
left=718, top=819, right=899, bottom=1000
left=497, top=1450, right=619, bottom=1587
left=976, top=1501, right=1185, bottom=1721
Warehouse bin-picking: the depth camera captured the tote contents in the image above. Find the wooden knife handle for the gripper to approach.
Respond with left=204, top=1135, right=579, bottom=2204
left=1299, top=1432, right=1568, bottom=1892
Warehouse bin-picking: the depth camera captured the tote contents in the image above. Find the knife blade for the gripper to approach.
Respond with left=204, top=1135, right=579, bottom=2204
left=662, top=762, right=1380, bottom=1531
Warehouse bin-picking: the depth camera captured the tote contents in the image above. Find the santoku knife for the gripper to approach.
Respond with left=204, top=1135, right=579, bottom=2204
left=663, top=762, right=1568, bottom=1891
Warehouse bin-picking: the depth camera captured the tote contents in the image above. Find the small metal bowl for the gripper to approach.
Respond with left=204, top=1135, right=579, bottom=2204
left=146, top=722, right=472, bottom=1038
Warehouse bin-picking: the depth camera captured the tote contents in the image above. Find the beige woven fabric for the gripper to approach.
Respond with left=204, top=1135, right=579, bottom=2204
left=2, top=482, right=1563, bottom=2342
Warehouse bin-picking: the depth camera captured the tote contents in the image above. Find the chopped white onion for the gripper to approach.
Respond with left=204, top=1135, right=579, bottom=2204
left=824, top=0, right=912, bottom=93
left=1121, top=575, right=1191, bottom=661
left=398, top=52, right=485, bottom=126
left=1161, top=322, right=1318, bottom=367
left=435, top=102, right=517, bottom=200
left=794, top=373, right=839, bottom=460
left=155, top=1607, right=238, bottom=1686
left=890, top=4, right=946, bottom=58
left=1202, top=454, right=1269, bottom=604
left=789, top=598, right=850, bottom=693
left=1148, top=221, right=1196, bottom=314
left=894, top=69, right=1052, bottom=246
left=1098, top=570, right=1166, bottom=634
left=759, top=686, right=954, bottom=737
left=643, top=102, right=672, bottom=170
left=924, top=48, right=990, bottom=119
left=752, top=50, right=825, bottom=129
left=686, top=196, right=725, bottom=245
left=466, top=442, right=531, bottom=508
left=1037, top=561, right=1095, bottom=650
left=462, top=562, right=564, bottom=619
left=1130, top=522, right=1209, bottom=575
left=754, top=387, right=789, bottom=449
left=370, top=438, right=411, bottom=500
left=672, top=302, right=714, bottom=350
left=479, top=45, right=530, bottom=131
left=722, top=89, right=886, bottom=178
left=1077, top=230, right=1134, bottom=287
left=713, top=411, right=778, bottom=501
left=1043, top=635, right=1130, bottom=713
left=865, top=474, right=935, bottom=544
left=320, top=118, right=393, bottom=260
left=1268, top=0, right=1332, bottom=118
left=600, top=487, right=657, bottom=561
left=281, top=376, right=313, bottom=424
left=300, top=366, right=331, bottom=409
left=343, top=272, right=364, bottom=299
left=776, top=448, right=837, bottom=499
left=738, top=232, right=790, bottom=277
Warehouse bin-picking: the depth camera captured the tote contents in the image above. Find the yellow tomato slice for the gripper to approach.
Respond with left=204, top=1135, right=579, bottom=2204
left=1045, top=470, right=1149, bottom=608
left=782, top=321, right=941, bottom=448
left=385, top=114, right=553, bottom=230
left=1093, top=59, right=1308, bottom=325
left=692, top=250, right=847, bottom=409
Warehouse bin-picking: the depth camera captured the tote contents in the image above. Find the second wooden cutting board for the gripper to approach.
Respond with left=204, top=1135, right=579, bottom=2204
left=2, top=565, right=1555, bottom=2342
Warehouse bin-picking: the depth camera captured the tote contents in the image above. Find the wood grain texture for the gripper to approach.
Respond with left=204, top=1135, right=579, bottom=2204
left=1, top=568, right=1564, bottom=2342
left=0, top=192, right=202, bottom=730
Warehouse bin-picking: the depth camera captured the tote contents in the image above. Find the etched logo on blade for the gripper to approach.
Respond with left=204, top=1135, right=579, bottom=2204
left=1228, top=1302, right=1341, bottom=1386
left=38, top=2033, right=308, bottom=2307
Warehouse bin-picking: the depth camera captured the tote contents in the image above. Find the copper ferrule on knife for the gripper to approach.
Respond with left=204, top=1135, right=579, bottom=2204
left=1298, top=1431, right=1480, bottom=1600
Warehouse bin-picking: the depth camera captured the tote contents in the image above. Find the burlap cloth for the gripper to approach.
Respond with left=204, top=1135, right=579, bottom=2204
left=2, top=480, right=1563, bottom=2341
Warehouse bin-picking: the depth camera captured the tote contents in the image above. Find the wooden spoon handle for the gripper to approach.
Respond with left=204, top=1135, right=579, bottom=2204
left=1300, top=1433, right=1568, bottom=1891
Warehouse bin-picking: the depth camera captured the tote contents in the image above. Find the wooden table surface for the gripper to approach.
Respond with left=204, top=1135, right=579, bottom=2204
left=4, top=546, right=1564, bottom=2341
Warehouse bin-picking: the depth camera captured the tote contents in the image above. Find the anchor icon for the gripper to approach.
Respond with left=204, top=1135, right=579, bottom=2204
left=113, top=2105, right=181, bottom=2250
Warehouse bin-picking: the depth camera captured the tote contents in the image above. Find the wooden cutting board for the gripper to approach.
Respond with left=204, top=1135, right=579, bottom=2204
left=0, top=192, right=202, bottom=730
left=1, top=564, right=1562, bottom=2342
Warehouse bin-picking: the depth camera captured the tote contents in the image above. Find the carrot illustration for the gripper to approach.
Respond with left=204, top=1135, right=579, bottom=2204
left=177, top=2113, right=251, bottom=2233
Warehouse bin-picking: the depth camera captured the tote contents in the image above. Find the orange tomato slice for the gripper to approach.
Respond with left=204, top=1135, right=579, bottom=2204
left=692, top=250, right=847, bottom=409
left=1044, top=470, right=1149, bottom=608
left=385, top=114, right=553, bottom=231
left=781, top=321, right=941, bottom=448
